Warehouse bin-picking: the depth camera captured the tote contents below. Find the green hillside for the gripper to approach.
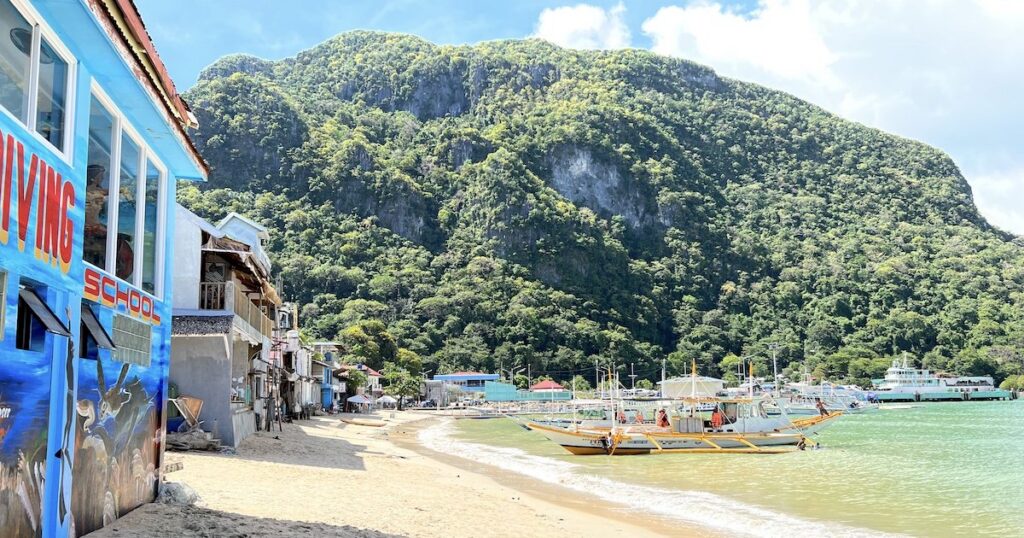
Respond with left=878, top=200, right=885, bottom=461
left=179, top=31, right=1024, bottom=386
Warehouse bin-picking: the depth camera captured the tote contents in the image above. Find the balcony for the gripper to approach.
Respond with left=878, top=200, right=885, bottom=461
left=199, top=281, right=273, bottom=340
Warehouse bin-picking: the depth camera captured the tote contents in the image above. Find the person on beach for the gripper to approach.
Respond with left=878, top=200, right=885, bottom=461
left=816, top=398, right=829, bottom=417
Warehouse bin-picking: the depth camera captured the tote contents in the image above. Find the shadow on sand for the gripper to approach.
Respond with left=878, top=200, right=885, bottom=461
left=83, top=503, right=403, bottom=537
left=175, top=416, right=372, bottom=471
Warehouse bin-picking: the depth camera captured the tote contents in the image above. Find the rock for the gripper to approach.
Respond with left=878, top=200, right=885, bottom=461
left=158, top=482, right=203, bottom=507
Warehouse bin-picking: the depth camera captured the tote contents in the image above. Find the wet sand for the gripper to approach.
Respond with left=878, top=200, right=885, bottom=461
left=87, top=411, right=702, bottom=537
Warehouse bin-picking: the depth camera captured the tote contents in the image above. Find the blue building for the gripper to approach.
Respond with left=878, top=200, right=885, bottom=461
left=0, top=1, right=206, bottom=537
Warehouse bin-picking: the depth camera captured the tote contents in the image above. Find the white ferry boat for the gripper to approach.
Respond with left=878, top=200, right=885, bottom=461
left=872, top=357, right=1011, bottom=402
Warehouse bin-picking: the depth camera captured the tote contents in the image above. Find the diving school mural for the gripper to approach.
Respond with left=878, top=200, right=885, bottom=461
left=71, top=266, right=169, bottom=536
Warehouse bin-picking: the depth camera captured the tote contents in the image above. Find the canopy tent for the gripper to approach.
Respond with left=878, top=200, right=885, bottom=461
left=376, top=395, right=398, bottom=404
left=347, top=394, right=372, bottom=404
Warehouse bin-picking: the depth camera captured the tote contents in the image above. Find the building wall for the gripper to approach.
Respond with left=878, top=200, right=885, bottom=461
left=170, top=206, right=203, bottom=310
left=168, top=335, right=233, bottom=445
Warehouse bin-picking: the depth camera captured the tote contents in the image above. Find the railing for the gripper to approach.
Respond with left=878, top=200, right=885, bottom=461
left=199, top=282, right=227, bottom=310
left=232, top=283, right=274, bottom=337
left=198, top=281, right=273, bottom=338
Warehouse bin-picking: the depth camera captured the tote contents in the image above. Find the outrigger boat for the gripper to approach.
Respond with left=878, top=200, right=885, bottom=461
left=523, top=362, right=840, bottom=455
left=526, top=397, right=839, bottom=455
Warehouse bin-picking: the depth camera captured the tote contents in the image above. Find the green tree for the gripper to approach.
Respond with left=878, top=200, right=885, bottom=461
left=383, top=363, right=422, bottom=410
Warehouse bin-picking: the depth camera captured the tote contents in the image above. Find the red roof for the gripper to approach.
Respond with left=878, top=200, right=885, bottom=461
left=530, top=380, right=565, bottom=390
left=360, top=366, right=381, bottom=377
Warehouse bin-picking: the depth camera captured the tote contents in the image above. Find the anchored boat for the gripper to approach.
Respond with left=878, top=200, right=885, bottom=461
left=527, top=397, right=840, bottom=455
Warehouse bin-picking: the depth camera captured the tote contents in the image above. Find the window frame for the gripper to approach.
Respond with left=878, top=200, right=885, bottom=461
left=0, top=0, right=77, bottom=161
left=88, top=83, right=168, bottom=298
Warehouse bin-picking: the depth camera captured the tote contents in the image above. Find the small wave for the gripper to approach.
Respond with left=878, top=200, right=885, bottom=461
left=419, top=420, right=902, bottom=538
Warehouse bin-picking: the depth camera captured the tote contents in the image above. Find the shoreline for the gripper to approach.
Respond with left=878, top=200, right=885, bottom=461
left=88, top=411, right=706, bottom=537
left=392, top=414, right=716, bottom=538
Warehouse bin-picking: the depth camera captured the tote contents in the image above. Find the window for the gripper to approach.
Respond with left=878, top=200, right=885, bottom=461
left=0, top=1, right=30, bottom=121
left=0, top=0, right=73, bottom=155
left=80, top=302, right=115, bottom=359
left=141, top=158, right=161, bottom=293
left=115, top=132, right=139, bottom=281
left=83, top=88, right=166, bottom=296
left=112, top=314, right=150, bottom=366
left=15, top=282, right=69, bottom=351
left=84, top=97, right=113, bottom=268
left=35, top=36, right=67, bottom=148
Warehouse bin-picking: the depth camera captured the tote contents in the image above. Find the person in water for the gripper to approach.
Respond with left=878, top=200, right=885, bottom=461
left=816, top=398, right=829, bottom=416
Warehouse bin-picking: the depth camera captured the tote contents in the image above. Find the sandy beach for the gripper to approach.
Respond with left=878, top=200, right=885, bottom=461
left=88, top=412, right=700, bottom=537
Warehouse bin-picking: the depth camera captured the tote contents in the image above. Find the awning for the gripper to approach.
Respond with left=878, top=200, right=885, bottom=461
left=19, top=288, right=70, bottom=337
left=81, top=305, right=115, bottom=350
left=376, top=395, right=397, bottom=404
left=347, top=394, right=372, bottom=404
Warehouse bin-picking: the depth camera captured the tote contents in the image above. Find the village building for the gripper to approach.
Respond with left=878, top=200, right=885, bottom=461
left=275, top=302, right=317, bottom=418
left=168, top=204, right=280, bottom=447
left=310, top=340, right=346, bottom=409
left=0, top=1, right=207, bottom=535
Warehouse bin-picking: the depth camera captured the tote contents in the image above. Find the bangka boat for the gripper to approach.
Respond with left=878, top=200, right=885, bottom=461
left=527, top=397, right=840, bottom=455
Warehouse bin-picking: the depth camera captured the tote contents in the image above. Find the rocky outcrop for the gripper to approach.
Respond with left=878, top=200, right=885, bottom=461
left=548, top=146, right=655, bottom=229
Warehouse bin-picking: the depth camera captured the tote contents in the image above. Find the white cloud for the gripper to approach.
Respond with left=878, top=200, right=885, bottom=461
left=643, top=1, right=838, bottom=87
left=534, top=3, right=630, bottom=50
left=640, top=0, right=1024, bottom=234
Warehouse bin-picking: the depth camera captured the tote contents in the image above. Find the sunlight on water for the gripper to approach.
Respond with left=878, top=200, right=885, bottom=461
left=424, top=401, right=1024, bottom=537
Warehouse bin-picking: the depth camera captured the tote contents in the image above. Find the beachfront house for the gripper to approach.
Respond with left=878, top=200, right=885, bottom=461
left=276, top=302, right=317, bottom=417
left=0, top=1, right=207, bottom=535
left=169, top=204, right=281, bottom=447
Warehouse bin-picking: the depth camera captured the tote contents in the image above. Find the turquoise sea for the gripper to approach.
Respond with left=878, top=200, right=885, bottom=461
left=420, top=401, right=1024, bottom=537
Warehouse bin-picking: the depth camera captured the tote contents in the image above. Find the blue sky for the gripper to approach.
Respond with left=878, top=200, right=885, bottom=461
left=137, top=0, right=1023, bottom=235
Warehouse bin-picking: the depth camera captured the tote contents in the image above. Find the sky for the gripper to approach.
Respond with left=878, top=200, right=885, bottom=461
left=137, top=0, right=1023, bottom=235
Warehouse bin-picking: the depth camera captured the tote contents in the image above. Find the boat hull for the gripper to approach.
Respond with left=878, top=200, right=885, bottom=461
left=528, top=414, right=839, bottom=455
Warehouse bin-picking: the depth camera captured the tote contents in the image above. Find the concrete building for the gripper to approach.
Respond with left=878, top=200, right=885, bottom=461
left=0, top=1, right=207, bottom=535
left=169, top=205, right=280, bottom=447
left=276, top=302, right=317, bottom=417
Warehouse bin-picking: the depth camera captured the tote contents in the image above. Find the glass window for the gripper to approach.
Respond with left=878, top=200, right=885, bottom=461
left=84, top=97, right=114, bottom=268
left=35, top=36, right=67, bottom=148
left=115, top=133, right=139, bottom=282
left=141, top=159, right=160, bottom=293
left=0, top=0, right=30, bottom=122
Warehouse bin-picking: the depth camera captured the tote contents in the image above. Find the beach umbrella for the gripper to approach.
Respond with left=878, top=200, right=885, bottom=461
left=347, top=394, right=372, bottom=404
left=376, top=395, right=398, bottom=404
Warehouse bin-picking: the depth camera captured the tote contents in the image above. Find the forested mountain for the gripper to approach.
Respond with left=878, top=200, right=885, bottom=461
left=179, top=31, right=1024, bottom=387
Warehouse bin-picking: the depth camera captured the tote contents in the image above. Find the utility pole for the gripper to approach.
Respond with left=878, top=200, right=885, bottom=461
left=661, top=357, right=666, bottom=396
left=770, top=342, right=780, bottom=397
left=595, top=359, right=599, bottom=397
left=629, top=363, right=637, bottom=390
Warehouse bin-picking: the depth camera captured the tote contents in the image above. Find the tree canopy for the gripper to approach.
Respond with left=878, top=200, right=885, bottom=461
left=181, top=32, right=1024, bottom=388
